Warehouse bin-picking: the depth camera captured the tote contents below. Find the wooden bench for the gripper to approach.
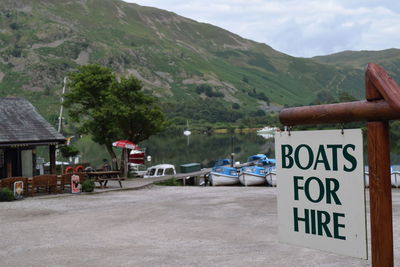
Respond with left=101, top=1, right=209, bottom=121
left=85, top=171, right=124, bottom=188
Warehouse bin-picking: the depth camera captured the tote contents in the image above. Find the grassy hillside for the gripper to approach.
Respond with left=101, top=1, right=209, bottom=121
left=0, top=0, right=395, bottom=127
left=312, top=49, right=400, bottom=82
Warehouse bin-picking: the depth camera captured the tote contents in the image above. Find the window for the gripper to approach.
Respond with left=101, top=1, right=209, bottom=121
left=165, top=168, right=175, bottom=175
left=148, top=168, right=156, bottom=176
left=157, top=169, right=164, bottom=176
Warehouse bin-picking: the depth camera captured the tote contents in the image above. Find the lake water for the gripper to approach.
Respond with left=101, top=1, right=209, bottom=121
left=70, top=131, right=400, bottom=170
left=73, top=133, right=275, bottom=169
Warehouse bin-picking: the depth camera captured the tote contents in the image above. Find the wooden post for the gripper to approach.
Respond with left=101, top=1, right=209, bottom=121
left=366, top=68, right=394, bottom=267
left=278, top=63, right=397, bottom=267
left=49, top=145, right=56, bottom=175
left=368, top=122, right=394, bottom=266
left=6, top=153, right=12, bottom=178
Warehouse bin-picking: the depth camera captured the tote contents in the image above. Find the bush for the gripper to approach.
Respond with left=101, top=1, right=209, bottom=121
left=59, top=145, right=79, bottom=158
left=81, top=180, right=95, bottom=192
left=232, top=103, right=240, bottom=110
left=0, top=188, right=14, bottom=201
left=154, top=178, right=182, bottom=186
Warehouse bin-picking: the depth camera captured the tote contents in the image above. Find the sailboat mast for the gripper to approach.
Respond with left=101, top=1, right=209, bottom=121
left=58, top=77, right=67, bottom=133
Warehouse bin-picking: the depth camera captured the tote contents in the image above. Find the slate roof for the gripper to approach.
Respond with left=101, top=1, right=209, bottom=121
left=0, top=98, right=66, bottom=146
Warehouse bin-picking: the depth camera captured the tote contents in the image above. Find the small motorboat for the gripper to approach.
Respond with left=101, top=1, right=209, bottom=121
left=247, top=154, right=267, bottom=164
left=212, top=159, right=232, bottom=167
left=239, top=166, right=267, bottom=186
left=209, top=166, right=239, bottom=186
left=265, top=166, right=276, bottom=187
left=143, top=164, right=176, bottom=178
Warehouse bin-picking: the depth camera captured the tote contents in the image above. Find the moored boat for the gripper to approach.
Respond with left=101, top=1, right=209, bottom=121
left=266, top=167, right=276, bottom=186
left=239, top=166, right=267, bottom=186
left=212, top=159, right=231, bottom=167
left=209, top=166, right=239, bottom=186
left=247, top=154, right=267, bottom=164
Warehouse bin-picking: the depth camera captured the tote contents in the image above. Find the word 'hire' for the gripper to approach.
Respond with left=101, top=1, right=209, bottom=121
left=293, top=208, right=346, bottom=240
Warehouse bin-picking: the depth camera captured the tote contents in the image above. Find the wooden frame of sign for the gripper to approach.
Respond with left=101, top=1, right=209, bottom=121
left=279, top=63, right=397, bottom=267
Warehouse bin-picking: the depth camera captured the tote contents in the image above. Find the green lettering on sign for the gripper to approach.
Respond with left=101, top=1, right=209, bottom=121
left=295, top=144, right=313, bottom=170
left=281, top=145, right=293, bottom=168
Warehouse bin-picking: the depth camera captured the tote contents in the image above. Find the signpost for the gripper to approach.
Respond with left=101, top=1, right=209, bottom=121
left=278, top=63, right=397, bottom=267
left=13, top=181, right=24, bottom=200
left=71, top=174, right=80, bottom=193
left=276, top=129, right=367, bottom=258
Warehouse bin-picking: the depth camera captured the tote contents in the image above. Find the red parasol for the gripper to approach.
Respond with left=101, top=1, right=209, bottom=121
left=112, top=140, right=139, bottom=150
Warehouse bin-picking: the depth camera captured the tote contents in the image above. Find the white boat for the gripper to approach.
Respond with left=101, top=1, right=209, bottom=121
left=257, top=126, right=279, bottom=134
left=257, top=126, right=278, bottom=139
left=239, top=166, right=267, bottom=186
left=266, top=167, right=277, bottom=187
left=363, top=170, right=400, bottom=188
left=209, top=166, right=239, bottom=186
left=143, top=164, right=176, bottom=178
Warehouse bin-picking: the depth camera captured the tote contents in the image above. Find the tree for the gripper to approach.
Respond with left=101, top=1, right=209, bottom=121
left=59, top=145, right=79, bottom=159
left=64, top=64, right=166, bottom=168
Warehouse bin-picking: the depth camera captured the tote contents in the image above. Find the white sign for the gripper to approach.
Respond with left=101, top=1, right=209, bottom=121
left=275, top=129, right=367, bottom=259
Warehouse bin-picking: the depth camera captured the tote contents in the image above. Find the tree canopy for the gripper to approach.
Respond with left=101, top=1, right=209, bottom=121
left=64, top=64, right=166, bottom=164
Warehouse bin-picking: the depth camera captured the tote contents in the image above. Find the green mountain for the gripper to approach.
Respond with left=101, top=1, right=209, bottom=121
left=0, top=0, right=399, bottom=125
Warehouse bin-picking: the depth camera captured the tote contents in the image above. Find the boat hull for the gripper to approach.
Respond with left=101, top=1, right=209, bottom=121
left=210, top=172, right=239, bottom=186
left=266, top=172, right=277, bottom=187
left=239, top=172, right=266, bottom=186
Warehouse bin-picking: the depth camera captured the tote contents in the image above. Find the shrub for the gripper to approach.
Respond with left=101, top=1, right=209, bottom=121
left=154, top=178, right=182, bottom=186
left=232, top=103, right=240, bottom=110
left=59, top=145, right=79, bottom=158
left=0, top=188, right=14, bottom=201
left=81, top=180, right=95, bottom=192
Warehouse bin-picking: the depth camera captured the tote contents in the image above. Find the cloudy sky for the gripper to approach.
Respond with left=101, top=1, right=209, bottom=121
left=123, top=0, right=400, bottom=58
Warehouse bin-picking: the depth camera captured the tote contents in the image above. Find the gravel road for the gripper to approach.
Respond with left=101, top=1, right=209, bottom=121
left=0, top=186, right=399, bottom=267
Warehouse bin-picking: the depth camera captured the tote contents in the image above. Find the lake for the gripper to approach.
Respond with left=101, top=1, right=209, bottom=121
left=72, top=133, right=275, bottom=169
left=68, top=130, right=400, bottom=170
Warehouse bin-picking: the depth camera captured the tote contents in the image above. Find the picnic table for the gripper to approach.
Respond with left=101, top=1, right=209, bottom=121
left=85, top=171, right=124, bottom=188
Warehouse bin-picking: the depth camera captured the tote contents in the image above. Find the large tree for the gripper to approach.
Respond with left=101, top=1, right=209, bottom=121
left=64, top=64, right=166, bottom=167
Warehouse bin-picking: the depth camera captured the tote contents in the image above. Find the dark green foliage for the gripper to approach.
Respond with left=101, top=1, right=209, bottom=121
left=247, top=89, right=269, bottom=102
left=237, top=112, right=278, bottom=128
left=242, top=75, right=249, bottom=83
left=0, top=187, right=14, bottom=201
left=64, top=64, right=166, bottom=162
left=81, top=180, right=95, bottom=192
left=311, top=89, right=337, bottom=105
left=59, top=145, right=79, bottom=158
left=338, top=90, right=357, bottom=102
left=154, top=178, right=182, bottom=186
left=250, top=110, right=266, bottom=117
left=195, top=84, right=223, bottom=98
left=232, top=103, right=240, bottom=110
left=9, top=22, right=19, bottom=30
left=164, top=99, right=243, bottom=123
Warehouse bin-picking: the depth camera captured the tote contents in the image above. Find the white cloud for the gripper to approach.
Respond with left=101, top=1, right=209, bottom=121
left=123, top=0, right=400, bottom=57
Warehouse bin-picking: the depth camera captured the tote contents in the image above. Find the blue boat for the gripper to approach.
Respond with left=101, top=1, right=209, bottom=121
left=258, top=158, right=276, bottom=166
left=209, top=166, right=239, bottom=186
left=247, top=154, right=267, bottom=163
left=239, top=166, right=267, bottom=186
left=212, top=159, right=232, bottom=167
